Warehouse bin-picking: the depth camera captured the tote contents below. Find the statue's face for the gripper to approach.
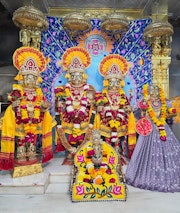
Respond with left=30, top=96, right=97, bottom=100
left=150, top=86, right=160, bottom=101
left=23, top=74, right=38, bottom=88
left=70, top=72, right=83, bottom=85
left=109, top=78, right=120, bottom=89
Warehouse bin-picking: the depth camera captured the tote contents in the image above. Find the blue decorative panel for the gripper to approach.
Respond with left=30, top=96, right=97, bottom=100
left=41, top=16, right=152, bottom=113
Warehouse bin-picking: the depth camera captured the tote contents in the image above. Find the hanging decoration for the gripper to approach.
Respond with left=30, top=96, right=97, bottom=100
left=12, top=5, right=49, bottom=49
left=101, top=13, right=129, bottom=40
left=63, top=12, right=91, bottom=39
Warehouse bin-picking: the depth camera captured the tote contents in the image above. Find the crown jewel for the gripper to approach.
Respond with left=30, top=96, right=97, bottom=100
left=21, top=58, right=39, bottom=76
left=106, top=64, right=122, bottom=79
left=69, top=57, right=84, bottom=73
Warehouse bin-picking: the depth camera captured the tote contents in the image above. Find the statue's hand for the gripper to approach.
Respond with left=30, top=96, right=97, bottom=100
left=124, top=105, right=132, bottom=113
left=41, top=101, right=51, bottom=112
left=12, top=100, right=20, bottom=110
left=69, top=147, right=77, bottom=154
left=97, top=105, right=104, bottom=112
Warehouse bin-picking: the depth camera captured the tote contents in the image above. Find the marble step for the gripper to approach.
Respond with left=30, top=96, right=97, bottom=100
left=0, top=170, right=49, bottom=195
left=0, top=157, right=71, bottom=195
left=0, top=157, right=147, bottom=195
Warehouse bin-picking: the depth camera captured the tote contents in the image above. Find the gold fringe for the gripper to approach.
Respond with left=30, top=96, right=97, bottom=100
left=128, top=112, right=136, bottom=146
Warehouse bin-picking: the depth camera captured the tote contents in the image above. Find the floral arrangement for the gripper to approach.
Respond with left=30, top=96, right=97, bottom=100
left=71, top=140, right=126, bottom=201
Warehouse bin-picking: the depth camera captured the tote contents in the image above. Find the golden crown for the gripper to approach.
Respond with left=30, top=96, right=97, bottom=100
left=99, top=54, right=129, bottom=79
left=62, top=46, right=91, bottom=73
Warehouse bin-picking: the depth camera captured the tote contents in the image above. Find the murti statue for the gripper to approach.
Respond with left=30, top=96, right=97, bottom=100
left=0, top=47, right=53, bottom=172
left=19, top=28, right=42, bottom=50
left=19, top=28, right=31, bottom=47
left=71, top=129, right=126, bottom=202
left=126, top=84, right=180, bottom=192
left=54, top=47, right=96, bottom=159
left=31, top=29, right=42, bottom=50
left=95, top=54, right=136, bottom=160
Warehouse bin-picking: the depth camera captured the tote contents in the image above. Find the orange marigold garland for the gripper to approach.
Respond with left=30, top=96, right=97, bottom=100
left=143, top=84, right=167, bottom=141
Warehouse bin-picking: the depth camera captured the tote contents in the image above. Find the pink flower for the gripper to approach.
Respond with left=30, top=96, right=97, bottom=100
left=87, top=150, right=95, bottom=156
left=46, top=38, right=51, bottom=44
left=43, top=87, right=48, bottom=93
left=138, top=100, right=148, bottom=110
left=172, top=108, right=176, bottom=113
left=109, top=156, right=115, bottom=164
left=76, top=185, right=84, bottom=195
left=109, top=178, right=116, bottom=183
left=160, top=136, right=166, bottom=141
left=83, top=178, right=90, bottom=183
left=11, top=90, right=21, bottom=100
left=77, top=154, right=84, bottom=163
left=25, top=133, right=36, bottom=143
left=106, top=168, right=112, bottom=175
left=113, top=185, right=122, bottom=195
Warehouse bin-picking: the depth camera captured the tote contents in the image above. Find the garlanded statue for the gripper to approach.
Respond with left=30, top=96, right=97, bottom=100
left=71, top=129, right=126, bottom=202
left=126, top=84, right=180, bottom=192
left=0, top=47, right=53, bottom=174
left=54, top=47, right=96, bottom=159
left=95, top=54, right=136, bottom=160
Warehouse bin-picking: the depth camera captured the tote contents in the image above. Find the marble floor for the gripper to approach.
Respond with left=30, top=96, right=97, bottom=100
left=0, top=157, right=180, bottom=213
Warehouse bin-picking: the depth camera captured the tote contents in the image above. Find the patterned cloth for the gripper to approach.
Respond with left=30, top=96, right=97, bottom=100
left=125, top=121, right=180, bottom=192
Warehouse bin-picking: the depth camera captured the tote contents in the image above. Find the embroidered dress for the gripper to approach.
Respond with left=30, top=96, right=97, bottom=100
left=126, top=102, right=180, bottom=192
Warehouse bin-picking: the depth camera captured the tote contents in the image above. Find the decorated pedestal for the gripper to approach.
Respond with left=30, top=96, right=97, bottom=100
left=13, top=163, right=43, bottom=178
left=71, top=130, right=126, bottom=202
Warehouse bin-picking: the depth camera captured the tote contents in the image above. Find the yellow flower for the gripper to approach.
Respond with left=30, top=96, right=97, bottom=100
left=88, top=166, right=95, bottom=175
left=72, top=128, right=82, bottom=137
left=103, top=79, right=109, bottom=87
left=65, top=88, right=71, bottom=97
left=65, top=73, right=70, bottom=79
left=109, top=120, right=120, bottom=128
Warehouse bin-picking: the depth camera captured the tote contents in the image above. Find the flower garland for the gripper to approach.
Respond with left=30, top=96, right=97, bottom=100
left=65, top=83, right=89, bottom=116
left=143, top=84, right=167, bottom=141
left=65, top=83, right=90, bottom=144
left=11, top=84, right=43, bottom=143
left=102, top=88, right=128, bottom=144
left=102, top=88, right=127, bottom=106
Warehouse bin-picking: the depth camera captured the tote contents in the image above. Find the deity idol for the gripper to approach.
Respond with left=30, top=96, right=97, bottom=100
left=71, top=129, right=126, bottom=202
left=126, top=84, right=180, bottom=192
left=0, top=47, right=53, bottom=171
left=95, top=54, right=136, bottom=160
left=54, top=47, right=95, bottom=158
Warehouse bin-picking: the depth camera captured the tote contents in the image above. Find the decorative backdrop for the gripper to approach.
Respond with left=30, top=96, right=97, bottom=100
left=41, top=17, right=152, bottom=114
